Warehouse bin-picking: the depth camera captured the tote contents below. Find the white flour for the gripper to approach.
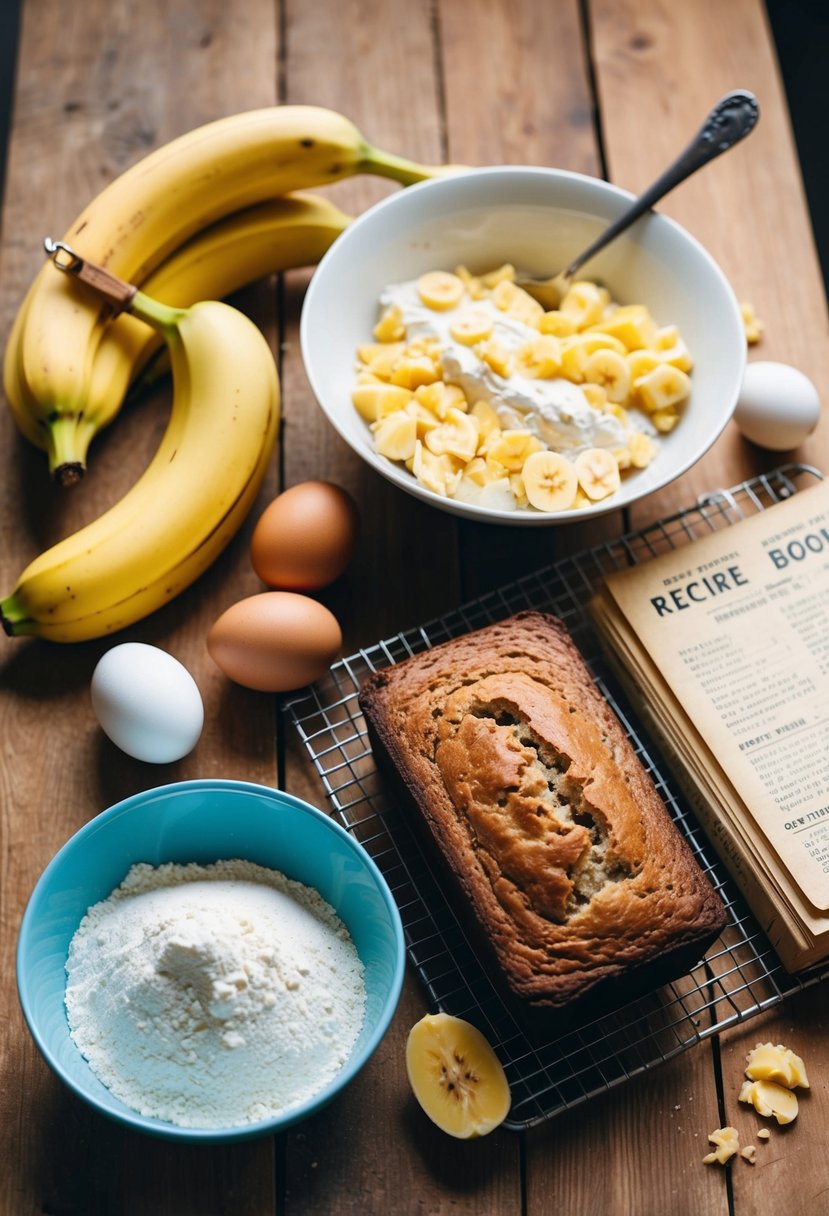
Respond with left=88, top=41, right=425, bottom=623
left=64, top=859, right=366, bottom=1128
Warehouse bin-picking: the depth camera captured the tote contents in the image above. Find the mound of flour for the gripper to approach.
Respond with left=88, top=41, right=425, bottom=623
left=64, top=859, right=366, bottom=1129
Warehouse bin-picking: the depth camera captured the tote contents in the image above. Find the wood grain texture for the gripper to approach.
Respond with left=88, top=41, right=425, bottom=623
left=0, top=2, right=281, bottom=1213
left=718, top=985, right=828, bottom=1216
left=591, top=0, right=829, bottom=528
left=438, top=0, right=626, bottom=579
left=278, top=1, right=522, bottom=1210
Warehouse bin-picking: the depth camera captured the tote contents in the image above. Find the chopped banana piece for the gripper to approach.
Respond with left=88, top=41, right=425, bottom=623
left=584, top=349, right=631, bottom=403
left=412, top=441, right=462, bottom=496
left=487, top=429, right=542, bottom=471
left=582, top=383, right=609, bottom=411
left=449, top=309, right=494, bottom=345
left=424, top=408, right=480, bottom=462
left=480, top=263, right=516, bottom=289
left=560, top=281, right=606, bottom=329
left=515, top=335, right=562, bottom=378
left=702, top=1126, right=740, bottom=1166
left=575, top=448, right=621, bottom=500
left=373, top=304, right=406, bottom=343
left=477, top=338, right=513, bottom=379
left=454, top=264, right=485, bottom=299
left=351, top=383, right=414, bottom=423
left=756, top=1128, right=771, bottom=1141
left=591, top=303, right=657, bottom=350
left=522, top=450, right=579, bottom=511
left=740, top=1145, right=757, bottom=1164
left=538, top=310, right=577, bottom=337
left=628, top=431, right=657, bottom=468
left=738, top=1079, right=799, bottom=1125
left=389, top=352, right=442, bottom=390
left=405, top=401, right=441, bottom=437
left=491, top=279, right=545, bottom=326
left=652, top=408, right=680, bottom=433
left=357, top=340, right=406, bottom=378
left=741, top=300, right=764, bottom=344
left=414, top=381, right=467, bottom=419
left=745, top=1043, right=809, bottom=1090
left=372, top=411, right=418, bottom=461
left=417, top=270, right=465, bottom=310
left=626, top=349, right=662, bottom=383
left=470, top=399, right=502, bottom=439
left=635, top=363, right=691, bottom=412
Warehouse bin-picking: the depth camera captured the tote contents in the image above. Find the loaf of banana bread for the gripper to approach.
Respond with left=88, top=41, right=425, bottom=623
left=359, top=610, right=726, bottom=1009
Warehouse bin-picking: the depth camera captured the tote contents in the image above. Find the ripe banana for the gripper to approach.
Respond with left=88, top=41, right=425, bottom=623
left=4, top=105, right=446, bottom=479
left=31, top=192, right=349, bottom=484
left=1, top=284, right=279, bottom=642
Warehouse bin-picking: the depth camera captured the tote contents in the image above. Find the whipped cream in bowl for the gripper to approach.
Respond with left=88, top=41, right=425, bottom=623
left=355, top=265, right=680, bottom=514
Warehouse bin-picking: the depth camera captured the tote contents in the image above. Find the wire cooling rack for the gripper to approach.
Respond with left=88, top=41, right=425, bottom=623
left=286, top=464, right=829, bottom=1131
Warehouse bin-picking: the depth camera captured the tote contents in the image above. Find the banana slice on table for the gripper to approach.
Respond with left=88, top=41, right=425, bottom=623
left=575, top=448, right=622, bottom=500
left=406, top=1013, right=511, bottom=1139
left=521, top=450, right=579, bottom=511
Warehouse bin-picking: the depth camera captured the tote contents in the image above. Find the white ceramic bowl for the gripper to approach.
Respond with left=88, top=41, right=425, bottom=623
left=300, top=166, right=746, bottom=525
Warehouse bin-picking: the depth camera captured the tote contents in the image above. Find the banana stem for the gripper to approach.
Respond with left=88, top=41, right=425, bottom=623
left=47, top=414, right=99, bottom=485
left=128, top=290, right=186, bottom=334
left=1, top=591, right=28, bottom=636
left=361, top=145, right=457, bottom=186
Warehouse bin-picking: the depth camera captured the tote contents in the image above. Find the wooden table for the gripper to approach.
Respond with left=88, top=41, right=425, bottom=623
left=1, top=2, right=827, bottom=1212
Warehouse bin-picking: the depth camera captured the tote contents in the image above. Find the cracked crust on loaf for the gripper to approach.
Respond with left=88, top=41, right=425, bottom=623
left=358, top=611, right=726, bottom=1009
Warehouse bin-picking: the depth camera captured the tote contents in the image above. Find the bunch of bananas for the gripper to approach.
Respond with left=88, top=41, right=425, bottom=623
left=1, top=105, right=447, bottom=642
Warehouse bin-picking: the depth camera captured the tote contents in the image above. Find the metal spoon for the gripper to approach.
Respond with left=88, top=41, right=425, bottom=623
left=515, top=89, right=760, bottom=310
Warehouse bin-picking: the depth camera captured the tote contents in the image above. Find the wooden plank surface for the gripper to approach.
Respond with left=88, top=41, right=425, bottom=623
left=0, top=0, right=826, bottom=1213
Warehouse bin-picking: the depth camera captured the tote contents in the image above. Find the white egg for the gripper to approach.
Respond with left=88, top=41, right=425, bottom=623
left=91, top=643, right=204, bottom=763
left=734, top=361, right=820, bottom=451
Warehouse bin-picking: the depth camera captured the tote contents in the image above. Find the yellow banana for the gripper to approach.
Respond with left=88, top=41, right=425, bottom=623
left=4, top=105, right=445, bottom=478
left=1, top=285, right=279, bottom=642
left=24, top=192, right=348, bottom=484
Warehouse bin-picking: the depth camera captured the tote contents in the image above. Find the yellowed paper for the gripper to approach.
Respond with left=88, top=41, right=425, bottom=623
left=602, top=479, right=829, bottom=912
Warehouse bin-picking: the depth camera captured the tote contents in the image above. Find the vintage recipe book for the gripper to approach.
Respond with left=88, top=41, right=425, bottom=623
left=590, top=477, right=829, bottom=972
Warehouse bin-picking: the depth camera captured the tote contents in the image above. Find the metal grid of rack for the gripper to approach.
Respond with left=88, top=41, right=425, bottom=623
left=286, top=465, right=829, bottom=1130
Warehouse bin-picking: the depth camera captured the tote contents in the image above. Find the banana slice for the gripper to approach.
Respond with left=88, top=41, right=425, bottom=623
left=584, top=348, right=631, bottom=403
left=574, top=448, right=622, bottom=500
left=521, top=450, right=579, bottom=511
left=351, top=383, right=414, bottom=422
left=373, top=304, right=406, bottom=343
left=406, top=1013, right=511, bottom=1139
left=372, top=411, right=417, bottom=461
left=559, top=281, right=606, bottom=329
left=488, top=429, right=542, bottom=472
left=389, top=352, right=442, bottom=391
left=635, top=362, right=691, bottom=412
left=449, top=309, right=494, bottom=346
left=417, top=271, right=465, bottom=311
left=538, top=310, right=577, bottom=337
left=425, top=407, right=480, bottom=462
left=491, top=279, right=545, bottom=326
left=515, top=335, right=562, bottom=378
left=738, top=1079, right=799, bottom=1125
left=477, top=338, right=513, bottom=379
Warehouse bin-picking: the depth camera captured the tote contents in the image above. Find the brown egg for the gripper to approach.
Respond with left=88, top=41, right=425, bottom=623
left=250, top=480, right=359, bottom=590
left=206, top=592, right=342, bottom=692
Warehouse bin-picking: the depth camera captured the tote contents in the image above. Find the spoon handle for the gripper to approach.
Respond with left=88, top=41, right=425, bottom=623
left=564, top=89, right=760, bottom=280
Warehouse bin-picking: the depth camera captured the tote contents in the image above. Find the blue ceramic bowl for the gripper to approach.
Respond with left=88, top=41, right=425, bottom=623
left=17, top=779, right=405, bottom=1142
